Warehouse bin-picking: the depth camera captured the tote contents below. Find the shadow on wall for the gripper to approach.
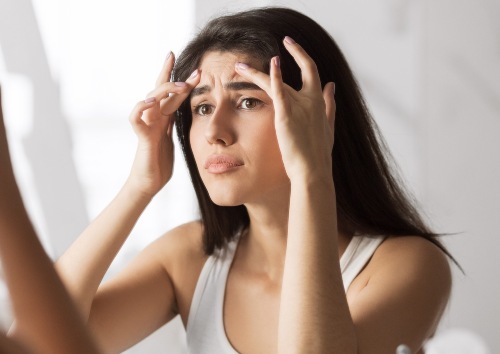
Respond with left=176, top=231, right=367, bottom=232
left=0, top=0, right=88, bottom=257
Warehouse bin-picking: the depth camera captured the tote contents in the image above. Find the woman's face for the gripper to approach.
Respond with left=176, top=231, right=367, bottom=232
left=189, top=51, right=290, bottom=206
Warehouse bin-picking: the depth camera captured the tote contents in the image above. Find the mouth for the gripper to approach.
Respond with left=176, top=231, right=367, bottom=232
left=204, top=154, right=244, bottom=174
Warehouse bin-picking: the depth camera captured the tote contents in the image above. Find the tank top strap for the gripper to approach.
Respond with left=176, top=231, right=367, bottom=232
left=340, top=235, right=385, bottom=291
left=186, top=233, right=241, bottom=354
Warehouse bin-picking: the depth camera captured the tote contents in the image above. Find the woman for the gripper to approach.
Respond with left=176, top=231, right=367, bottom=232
left=56, top=7, right=453, bottom=354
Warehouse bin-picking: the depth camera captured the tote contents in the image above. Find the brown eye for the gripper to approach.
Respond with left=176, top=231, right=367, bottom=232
left=194, top=104, right=213, bottom=116
left=240, top=98, right=260, bottom=110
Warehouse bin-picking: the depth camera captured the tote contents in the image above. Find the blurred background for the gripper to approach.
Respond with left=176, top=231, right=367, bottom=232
left=0, top=0, right=498, bottom=353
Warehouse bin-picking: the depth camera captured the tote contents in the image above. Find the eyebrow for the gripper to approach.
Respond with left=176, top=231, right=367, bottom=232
left=191, top=82, right=263, bottom=98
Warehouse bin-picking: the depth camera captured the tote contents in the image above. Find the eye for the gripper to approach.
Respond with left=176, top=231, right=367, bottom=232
left=239, top=98, right=262, bottom=110
left=193, top=104, right=214, bottom=116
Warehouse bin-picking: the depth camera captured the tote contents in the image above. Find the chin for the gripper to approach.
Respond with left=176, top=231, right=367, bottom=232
left=208, top=192, right=244, bottom=207
left=202, top=176, right=248, bottom=206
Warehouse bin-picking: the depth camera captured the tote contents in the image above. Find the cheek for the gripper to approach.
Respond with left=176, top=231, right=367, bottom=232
left=246, top=122, right=283, bottom=167
left=257, top=120, right=280, bottom=150
left=189, top=128, right=210, bottom=184
left=189, top=124, right=204, bottom=163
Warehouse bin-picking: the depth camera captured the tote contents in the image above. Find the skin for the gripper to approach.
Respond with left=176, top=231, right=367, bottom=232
left=53, top=39, right=451, bottom=354
left=190, top=52, right=291, bottom=208
left=0, top=88, right=100, bottom=354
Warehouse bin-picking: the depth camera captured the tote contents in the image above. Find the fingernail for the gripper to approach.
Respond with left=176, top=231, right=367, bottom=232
left=145, top=97, right=156, bottom=103
left=166, top=51, right=172, bottom=61
left=273, top=56, right=280, bottom=68
left=189, top=69, right=198, bottom=79
left=333, top=82, right=336, bottom=95
left=175, top=82, right=187, bottom=87
left=236, top=62, right=249, bottom=70
left=284, top=36, right=296, bottom=44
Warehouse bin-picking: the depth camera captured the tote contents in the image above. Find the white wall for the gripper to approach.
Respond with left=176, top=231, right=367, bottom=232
left=0, top=0, right=498, bottom=352
left=422, top=0, right=500, bottom=349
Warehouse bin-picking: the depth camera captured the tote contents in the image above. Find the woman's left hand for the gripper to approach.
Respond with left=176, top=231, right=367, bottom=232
left=235, top=36, right=336, bottom=183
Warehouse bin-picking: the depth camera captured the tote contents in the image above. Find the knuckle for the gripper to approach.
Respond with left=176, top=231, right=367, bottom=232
left=135, top=101, right=145, bottom=110
left=130, top=101, right=146, bottom=119
left=129, top=111, right=138, bottom=123
left=305, top=60, right=317, bottom=72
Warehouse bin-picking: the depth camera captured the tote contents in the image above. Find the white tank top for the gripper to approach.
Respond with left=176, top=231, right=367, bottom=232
left=186, top=234, right=384, bottom=354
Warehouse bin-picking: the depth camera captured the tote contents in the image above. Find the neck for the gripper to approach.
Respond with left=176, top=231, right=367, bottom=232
left=236, top=191, right=352, bottom=283
left=237, top=193, right=289, bottom=282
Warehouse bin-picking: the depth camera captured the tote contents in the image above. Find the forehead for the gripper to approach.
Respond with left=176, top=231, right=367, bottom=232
left=197, top=51, right=265, bottom=85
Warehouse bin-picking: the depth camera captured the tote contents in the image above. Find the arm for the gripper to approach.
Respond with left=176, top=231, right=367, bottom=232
left=274, top=41, right=451, bottom=353
left=54, top=55, right=201, bottom=351
left=55, top=175, right=155, bottom=317
left=282, top=180, right=356, bottom=353
left=0, top=332, right=30, bottom=354
left=235, top=39, right=451, bottom=354
left=269, top=42, right=357, bottom=353
left=0, top=87, right=100, bottom=354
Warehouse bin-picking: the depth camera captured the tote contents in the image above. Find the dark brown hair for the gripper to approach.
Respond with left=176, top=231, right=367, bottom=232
left=173, top=7, right=457, bottom=265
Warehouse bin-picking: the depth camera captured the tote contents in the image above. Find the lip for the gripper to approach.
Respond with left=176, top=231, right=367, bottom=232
left=204, top=154, right=244, bottom=174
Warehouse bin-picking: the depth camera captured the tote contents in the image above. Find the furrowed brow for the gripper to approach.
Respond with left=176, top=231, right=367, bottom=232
left=190, top=85, right=211, bottom=98
left=225, top=82, right=263, bottom=91
left=190, top=82, right=263, bottom=99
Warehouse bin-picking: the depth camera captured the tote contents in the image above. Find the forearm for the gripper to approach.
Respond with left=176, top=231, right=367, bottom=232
left=55, top=181, right=152, bottom=319
left=0, top=136, right=99, bottom=353
left=278, top=176, right=357, bottom=354
left=0, top=333, right=29, bottom=354
left=0, top=199, right=100, bottom=354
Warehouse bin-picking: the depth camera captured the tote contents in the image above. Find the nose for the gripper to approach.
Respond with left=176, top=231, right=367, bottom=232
left=204, top=105, right=236, bottom=146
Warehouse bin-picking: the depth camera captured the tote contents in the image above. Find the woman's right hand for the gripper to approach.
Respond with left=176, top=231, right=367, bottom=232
left=126, top=52, right=200, bottom=198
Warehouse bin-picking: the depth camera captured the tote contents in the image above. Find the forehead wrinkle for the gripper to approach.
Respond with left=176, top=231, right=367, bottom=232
left=191, top=51, right=264, bottom=100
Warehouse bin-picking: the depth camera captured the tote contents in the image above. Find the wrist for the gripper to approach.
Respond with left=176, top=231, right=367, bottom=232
left=289, top=168, right=334, bottom=190
left=122, top=178, right=156, bottom=204
left=290, top=172, right=336, bottom=209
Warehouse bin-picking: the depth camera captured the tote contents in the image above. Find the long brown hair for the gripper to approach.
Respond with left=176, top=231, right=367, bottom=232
left=173, top=7, right=457, bottom=266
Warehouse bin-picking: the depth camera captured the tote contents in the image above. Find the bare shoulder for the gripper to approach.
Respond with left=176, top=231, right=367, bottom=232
left=152, top=220, right=207, bottom=276
left=153, top=220, right=205, bottom=255
left=371, top=236, right=451, bottom=286
left=347, top=236, right=453, bottom=353
left=351, top=236, right=452, bottom=302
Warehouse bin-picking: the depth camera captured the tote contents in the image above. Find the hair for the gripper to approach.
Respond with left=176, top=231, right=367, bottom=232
left=173, top=6, right=458, bottom=266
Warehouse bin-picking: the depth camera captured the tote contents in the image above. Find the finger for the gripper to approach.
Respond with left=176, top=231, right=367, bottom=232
left=159, top=68, right=201, bottom=116
left=270, top=56, right=287, bottom=118
left=234, top=62, right=273, bottom=96
left=147, top=81, right=191, bottom=102
left=129, top=97, right=157, bottom=134
left=166, top=110, right=176, bottom=138
left=147, top=69, right=201, bottom=104
left=155, top=51, right=174, bottom=88
left=283, top=36, right=322, bottom=93
left=323, top=82, right=336, bottom=134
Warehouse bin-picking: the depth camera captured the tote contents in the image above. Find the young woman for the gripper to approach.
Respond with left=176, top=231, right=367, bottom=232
left=55, top=7, right=453, bottom=354
left=0, top=87, right=100, bottom=354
